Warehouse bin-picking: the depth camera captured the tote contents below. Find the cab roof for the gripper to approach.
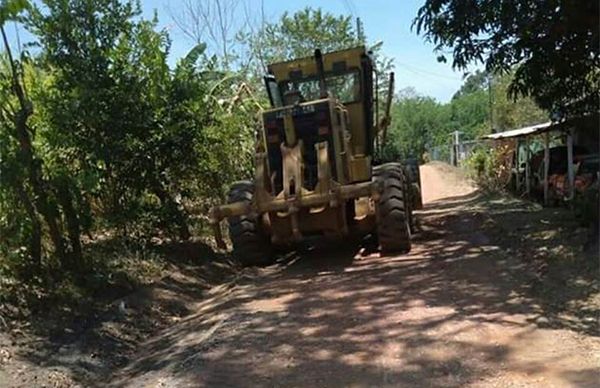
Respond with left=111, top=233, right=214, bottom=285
left=267, top=46, right=369, bottom=82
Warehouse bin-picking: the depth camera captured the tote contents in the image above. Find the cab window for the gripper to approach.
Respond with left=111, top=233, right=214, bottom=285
left=279, top=70, right=361, bottom=104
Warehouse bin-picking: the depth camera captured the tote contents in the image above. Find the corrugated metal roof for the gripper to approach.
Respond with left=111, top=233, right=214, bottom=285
left=483, top=121, right=553, bottom=140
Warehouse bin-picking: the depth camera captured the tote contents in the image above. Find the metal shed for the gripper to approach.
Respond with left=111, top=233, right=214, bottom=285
left=483, top=120, right=579, bottom=204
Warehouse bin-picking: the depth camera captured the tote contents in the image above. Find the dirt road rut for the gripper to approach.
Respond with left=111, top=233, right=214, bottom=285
left=111, top=162, right=599, bottom=387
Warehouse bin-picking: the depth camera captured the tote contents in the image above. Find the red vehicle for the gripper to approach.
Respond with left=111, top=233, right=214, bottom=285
left=530, top=145, right=598, bottom=200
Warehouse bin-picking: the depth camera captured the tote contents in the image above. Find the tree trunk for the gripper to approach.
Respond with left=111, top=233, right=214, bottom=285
left=151, top=178, right=191, bottom=241
left=15, top=183, right=42, bottom=269
left=2, top=25, right=67, bottom=262
left=15, top=112, right=67, bottom=260
left=56, top=178, right=85, bottom=271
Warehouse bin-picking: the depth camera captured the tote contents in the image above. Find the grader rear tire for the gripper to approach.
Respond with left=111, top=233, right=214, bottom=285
left=404, top=158, right=423, bottom=210
left=373, top=163, right=412, bottom=253
left=227, top=181, right=274, bottom=266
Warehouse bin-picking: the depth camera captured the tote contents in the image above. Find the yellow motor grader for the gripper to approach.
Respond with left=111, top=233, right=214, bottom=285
left=210, top=46, right=421, bottom=265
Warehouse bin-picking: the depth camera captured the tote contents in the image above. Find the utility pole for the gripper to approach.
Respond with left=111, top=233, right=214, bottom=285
left=450, top=130, right=462, bottom=166
left=488, top=73, right=494, bottom=133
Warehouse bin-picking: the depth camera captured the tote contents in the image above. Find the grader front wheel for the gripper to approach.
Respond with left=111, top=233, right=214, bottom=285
left=227, top=181, right=274, bottom=266
left=373, top=163, right=412, bottom=253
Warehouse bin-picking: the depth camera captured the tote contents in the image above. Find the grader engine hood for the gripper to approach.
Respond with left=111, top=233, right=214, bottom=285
left=209, top=96, right=379, bottom=248
left=262, top=99, right=339, bottom=194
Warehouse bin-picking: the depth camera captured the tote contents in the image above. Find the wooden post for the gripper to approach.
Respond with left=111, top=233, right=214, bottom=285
left=454, top=131, right=460, bottom=166
left=525, top=136, right=531, bottom=195
left=567, top=127, right=575, bottom=200
left=515, top=139, right=521, bottom=192
left=543, top=131, right=550, bottom=205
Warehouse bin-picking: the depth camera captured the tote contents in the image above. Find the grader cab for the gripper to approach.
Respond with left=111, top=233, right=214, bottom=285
left=210, top=46, right=419, bottom=265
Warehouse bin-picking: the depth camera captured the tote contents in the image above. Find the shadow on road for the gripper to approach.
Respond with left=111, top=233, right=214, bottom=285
left=108, top=190, right=599, bottom=387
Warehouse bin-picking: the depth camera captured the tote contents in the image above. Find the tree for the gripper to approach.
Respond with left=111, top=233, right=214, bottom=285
left=491, top=72, right=548, bottom=131
left=449, top=88, right=489, bottom=138
left=1, top=0, right=84, bottom=271
left=169, top=0, right=250, bottom=69
left=27, top=0, right=186, bottom=238
left=384, top=71, right=548, bottom=162
left=414, top=0, right=599, bottom=119
left=246, top=7, right=359, bottom=64
left=384, top=92, right=450, bottom=161
left=452, top=70, right=488, bottom=99
left=1, top=0, right=261, bottom=282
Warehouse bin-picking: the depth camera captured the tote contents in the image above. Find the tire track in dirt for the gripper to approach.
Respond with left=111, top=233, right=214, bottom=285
left=110, top=162, right=599, bottom=388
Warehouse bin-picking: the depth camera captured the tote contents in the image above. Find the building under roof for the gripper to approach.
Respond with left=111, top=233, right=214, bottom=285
left=481, top=114, right=598, bottom=204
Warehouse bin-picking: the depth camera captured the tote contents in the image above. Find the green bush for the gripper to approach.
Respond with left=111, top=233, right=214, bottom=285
left=0, top=1, right=258, bottom=284
left=465, top=145, right=511, bottom=192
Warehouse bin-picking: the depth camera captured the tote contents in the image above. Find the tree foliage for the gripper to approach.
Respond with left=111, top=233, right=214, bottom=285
left=414, top=0, right=599, bottom=119
left=385, top=71, right=548, bottom=162
left=0, top=0, right=255, bottom=282
left=246, top=7, right=359, bottom=66
left=383, top=93, right=447, bottom=161
left=491, top=71, right=548, bottom=131
left=169, top=0, right=249, bottom=69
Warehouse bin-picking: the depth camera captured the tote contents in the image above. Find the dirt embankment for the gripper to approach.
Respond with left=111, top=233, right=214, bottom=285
left=2, top=162, right=598, bottom=387
left=0, top=240, right=242, bottom=387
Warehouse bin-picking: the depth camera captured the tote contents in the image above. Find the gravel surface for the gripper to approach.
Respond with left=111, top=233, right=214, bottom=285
left=107, top=162, right=599, bottom=387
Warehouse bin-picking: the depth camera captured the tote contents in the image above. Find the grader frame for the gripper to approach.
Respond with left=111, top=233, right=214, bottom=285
left=210, top=46, right=411, bottom=265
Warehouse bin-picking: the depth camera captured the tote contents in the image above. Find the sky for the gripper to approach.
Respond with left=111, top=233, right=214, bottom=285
left=6, top=0, right=476, bottom=102
left=143, top=0, right=470, bottom=102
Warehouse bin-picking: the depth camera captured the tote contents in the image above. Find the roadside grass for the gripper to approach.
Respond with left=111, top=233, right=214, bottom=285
left=473, top=191, right=599, bottom=335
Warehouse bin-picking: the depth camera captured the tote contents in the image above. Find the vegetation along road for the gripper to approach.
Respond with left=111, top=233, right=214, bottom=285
left=107, top=162, right=599, bottom=387
left=1, top=1, right=597, bottom=387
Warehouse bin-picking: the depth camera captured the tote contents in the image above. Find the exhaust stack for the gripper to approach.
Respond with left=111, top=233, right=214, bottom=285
left=314, top=49, right=328, bottom=98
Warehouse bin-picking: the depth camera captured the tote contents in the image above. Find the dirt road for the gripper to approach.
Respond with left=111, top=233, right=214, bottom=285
left=111, top=162, right=599, bottom=387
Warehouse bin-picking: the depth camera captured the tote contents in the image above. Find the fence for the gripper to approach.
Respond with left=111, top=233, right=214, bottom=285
left=429, top=139, right=492, bottom=166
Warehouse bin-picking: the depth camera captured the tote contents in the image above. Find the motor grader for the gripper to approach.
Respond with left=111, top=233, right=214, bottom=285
left=210, top=46, right=420, bottom=266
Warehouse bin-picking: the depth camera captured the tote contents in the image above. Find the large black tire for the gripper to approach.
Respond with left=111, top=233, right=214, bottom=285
left=227, top=181, right=273, bottom=266
left=404, top=158, right=423, bottom=210
left=373, top=163, right=412, bottom=253
left=401, top=166, right=417, bottom=233
left=374, top=163, right=414, bottom=232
